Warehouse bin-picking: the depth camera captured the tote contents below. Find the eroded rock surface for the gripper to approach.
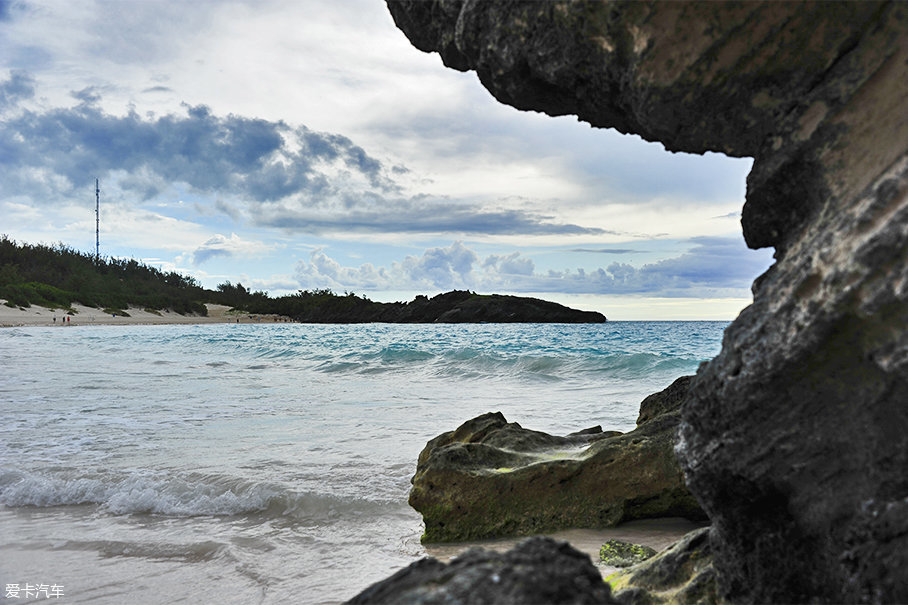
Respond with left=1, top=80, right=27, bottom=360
left=387, top=1, right=907, bottom=602
left=411, top=377, right=703, bottom=542
left=606, top=527, right=717, bottom=605
left=347, top=536, right=617, bottom=604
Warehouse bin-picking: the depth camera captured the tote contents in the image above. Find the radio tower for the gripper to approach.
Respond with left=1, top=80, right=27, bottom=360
left=95, top=178, right=100, bottom=260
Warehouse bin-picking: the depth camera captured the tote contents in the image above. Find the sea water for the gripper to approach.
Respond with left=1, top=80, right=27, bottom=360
left=0, top=321, right=726, bottom=603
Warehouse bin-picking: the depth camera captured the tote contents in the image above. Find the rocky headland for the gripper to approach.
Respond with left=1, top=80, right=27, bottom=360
left=291, top=290, right=606, bottom=323
left=361, top=1, right=907, bottom=602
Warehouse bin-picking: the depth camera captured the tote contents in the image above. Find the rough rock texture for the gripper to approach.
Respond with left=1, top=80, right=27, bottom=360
left=606, top=527, right=717, bottom=605
left=346, top=536, right=617, bottom=604
left=599, top=539, right=658, bottom=569
left=411, top=377, right=704, bottom=542
left=387, top=1, right=907, bottom=602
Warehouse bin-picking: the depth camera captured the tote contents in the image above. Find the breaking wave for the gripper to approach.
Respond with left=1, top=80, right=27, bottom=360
left=0, top=469, right=397, bottom=521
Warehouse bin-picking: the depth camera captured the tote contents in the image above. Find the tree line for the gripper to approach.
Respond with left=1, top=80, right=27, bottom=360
left=0, top=235, right=373, bottom=318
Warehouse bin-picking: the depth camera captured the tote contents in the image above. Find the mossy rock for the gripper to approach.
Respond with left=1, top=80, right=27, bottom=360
left=599, top=539, right=657, bottom=568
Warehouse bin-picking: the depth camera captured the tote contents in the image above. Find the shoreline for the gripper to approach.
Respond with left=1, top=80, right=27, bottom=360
left=0, top=302, right=292, bottom=327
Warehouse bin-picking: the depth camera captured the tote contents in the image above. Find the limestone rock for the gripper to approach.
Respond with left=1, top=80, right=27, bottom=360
left=387, top=1, right=907, bottom=601
left=606, top=527, right=717, bottom=605
left=635, top=376, right=692, bottom=427
left=599, top=539, right=658, bottom=569
left=410, top=380, right=704, bottom=543
left=346, top=536, right=618, bottom=604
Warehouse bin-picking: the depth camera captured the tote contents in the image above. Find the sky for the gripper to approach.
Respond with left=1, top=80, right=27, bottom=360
left=0, top=0, right=776, bottom=320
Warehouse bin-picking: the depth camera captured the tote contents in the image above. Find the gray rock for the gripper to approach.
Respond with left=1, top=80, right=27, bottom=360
left=387, top=1, right=907, bottom=602
left=346, top=536, right=618, bottom=604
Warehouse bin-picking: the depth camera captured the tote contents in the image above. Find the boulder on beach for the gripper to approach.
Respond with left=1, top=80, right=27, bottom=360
left=346, top=536, right=618, bottom=604
left=410, top=376, right=704, bottom=542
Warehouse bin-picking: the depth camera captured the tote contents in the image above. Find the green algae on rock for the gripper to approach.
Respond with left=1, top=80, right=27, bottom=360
left=605, top=527, right=717, bottom=605
left=409, top=377, right=704, bottom=542
left=599, top=540, right=657, bottom=568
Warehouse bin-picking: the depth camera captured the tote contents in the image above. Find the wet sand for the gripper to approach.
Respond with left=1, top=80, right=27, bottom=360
left=422, top=516, right=706, bottom=577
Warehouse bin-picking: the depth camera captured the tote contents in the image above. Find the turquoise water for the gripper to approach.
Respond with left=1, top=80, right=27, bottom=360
left=0, top=322, right=726, bottom=603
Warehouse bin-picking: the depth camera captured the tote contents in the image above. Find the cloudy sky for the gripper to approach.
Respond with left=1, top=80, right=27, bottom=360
left=0, top=0, right=775, bottom=319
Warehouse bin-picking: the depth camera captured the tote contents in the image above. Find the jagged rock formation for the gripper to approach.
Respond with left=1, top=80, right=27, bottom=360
left=346, top=536, right=618, bottom=604
left=410, top=377, right=703, bottom=542
left=387, top=1, right=907, bottom=602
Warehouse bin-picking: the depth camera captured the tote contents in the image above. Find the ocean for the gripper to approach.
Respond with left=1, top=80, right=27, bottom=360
left=0, top=321, right=726, bottom=603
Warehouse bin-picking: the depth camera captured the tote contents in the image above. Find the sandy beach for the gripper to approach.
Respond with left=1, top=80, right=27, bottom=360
left=421, top=517, right=704, bottom=578
left=0, top=301, right=292, bottom=327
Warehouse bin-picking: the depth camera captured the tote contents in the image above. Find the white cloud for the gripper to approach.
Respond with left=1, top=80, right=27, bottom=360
left=188, top=233, right=271, bottom=265
left=294, top=239, right=774, bottom=298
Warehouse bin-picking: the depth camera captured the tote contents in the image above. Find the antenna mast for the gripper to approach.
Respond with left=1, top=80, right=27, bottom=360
left=95, top=178, right=100, bottom=260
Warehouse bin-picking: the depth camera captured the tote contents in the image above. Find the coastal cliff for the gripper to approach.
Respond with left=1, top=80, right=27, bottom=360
left=385, top=1, right=908, bottom=603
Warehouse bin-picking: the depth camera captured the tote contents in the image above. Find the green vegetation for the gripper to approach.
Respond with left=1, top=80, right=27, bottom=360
left=0, top=235, right=206, bottom=315
left=0, top=235, right=605, bottom=323
left=0, top=235, right=383, bottom=319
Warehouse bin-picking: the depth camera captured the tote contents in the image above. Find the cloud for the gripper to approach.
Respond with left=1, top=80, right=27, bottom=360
left=294, top=237, right=774, bottom=297
left=258, top=195, right=604, bottom=236
left=71, top=85, right=102, bottom=105
left=0, top=77, right=604, bottom=239
left=0, top=88, right=394, bottom=205
left=0, top=69, right=34, bottom=109
left=188, top=232, right=270, bottom=265
left=569, top=248, right=640, bottom=254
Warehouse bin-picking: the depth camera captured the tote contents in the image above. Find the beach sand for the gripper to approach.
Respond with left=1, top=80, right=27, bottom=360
left=422, top=516, right=705, bottom=578
left=0, top=301, right=291, bottom=327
